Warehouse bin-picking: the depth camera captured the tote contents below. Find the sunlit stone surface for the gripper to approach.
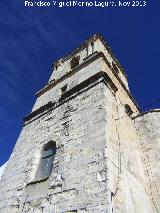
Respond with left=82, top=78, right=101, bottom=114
left=0, top=34, right=159, bottom=213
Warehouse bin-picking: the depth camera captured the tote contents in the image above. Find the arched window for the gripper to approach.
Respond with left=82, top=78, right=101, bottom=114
left=86, top=45, right=89, bottom=57
left=36, top=141, right=56, bottom=179
left=91, top=42, right=94, bottom=53
left=70, top=56, right=80, bottom=69
left=125, top=104, right=133, bottom=116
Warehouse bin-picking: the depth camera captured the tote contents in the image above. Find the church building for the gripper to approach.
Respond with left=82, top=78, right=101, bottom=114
left=0, top=34, right=160, bottom=213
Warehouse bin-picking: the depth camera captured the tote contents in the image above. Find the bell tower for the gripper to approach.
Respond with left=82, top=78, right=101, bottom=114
left=0, top=34, right=154, bottom=213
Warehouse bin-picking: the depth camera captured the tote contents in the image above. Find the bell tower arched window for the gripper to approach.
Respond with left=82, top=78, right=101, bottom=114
left=70, top=56, right=80, bottom=69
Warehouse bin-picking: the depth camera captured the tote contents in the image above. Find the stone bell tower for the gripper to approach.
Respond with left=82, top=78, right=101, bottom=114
left=0, top=34, right=155, bottom=213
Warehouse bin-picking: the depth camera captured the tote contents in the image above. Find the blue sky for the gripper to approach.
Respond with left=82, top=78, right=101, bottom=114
left=0, top=0, right=160, bottom=166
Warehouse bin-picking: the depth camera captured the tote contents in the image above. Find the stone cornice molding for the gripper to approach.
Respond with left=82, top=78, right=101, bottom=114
left=24, top=71, right=118, bottom=124
left=35, top=51, right=140, bottom=111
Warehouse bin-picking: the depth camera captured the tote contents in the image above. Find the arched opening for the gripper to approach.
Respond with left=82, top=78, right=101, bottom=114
left=91, top=42, right=94, bottom=53
left=70, top=56, right=80, bottom=69
left=125, top=104, right=133, bottom=116
left=36, top=141, right=56, bottom=179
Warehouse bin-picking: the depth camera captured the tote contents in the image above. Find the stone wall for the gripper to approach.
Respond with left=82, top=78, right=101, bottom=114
left=0, top=78, right=114, bottom=213
left=135, top=111, right=160, bottom=213
left=0, top=34, right=157, bottom=213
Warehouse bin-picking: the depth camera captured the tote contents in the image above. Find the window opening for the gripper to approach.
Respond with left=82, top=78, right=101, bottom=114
left=61, top=84, right=67, bottom=94
left=70, top=56, right=80, bottom=69
left=86, top=46, right=89, bottom=57
left=36, top=141, right=56, bottom=179
left=91, top=42, right=94, bottom=53
left=125, top=104, right=133, bottom=116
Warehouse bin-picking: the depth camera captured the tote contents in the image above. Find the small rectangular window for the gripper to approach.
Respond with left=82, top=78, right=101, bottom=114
left=61, top=84, right=67, bottom=94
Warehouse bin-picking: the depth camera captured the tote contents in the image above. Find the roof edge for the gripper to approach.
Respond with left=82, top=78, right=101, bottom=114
left=133, top=109, right=160, bottom=119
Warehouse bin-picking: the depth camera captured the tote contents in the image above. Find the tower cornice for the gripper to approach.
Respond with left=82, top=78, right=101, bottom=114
left=36, top=51, right=140, bottom=112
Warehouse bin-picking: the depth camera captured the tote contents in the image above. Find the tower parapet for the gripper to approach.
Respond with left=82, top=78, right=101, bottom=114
left=49, top=34, right=128, bottom=90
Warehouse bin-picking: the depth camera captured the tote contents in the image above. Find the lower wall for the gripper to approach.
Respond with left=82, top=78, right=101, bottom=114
left=0, top=80, right=156, bottom=213
left=0, top=81, right=112, bottom=213
left=103, top=86, right=153, bottom=213
left=135, top=110, right=160, bottom=213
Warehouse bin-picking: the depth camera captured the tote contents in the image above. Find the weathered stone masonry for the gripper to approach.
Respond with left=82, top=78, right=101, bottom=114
left=0, top=34, right=160, bottom=213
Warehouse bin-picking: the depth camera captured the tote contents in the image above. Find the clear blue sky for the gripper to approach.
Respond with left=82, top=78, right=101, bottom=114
left=0, top=0, right=160, bottom=166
